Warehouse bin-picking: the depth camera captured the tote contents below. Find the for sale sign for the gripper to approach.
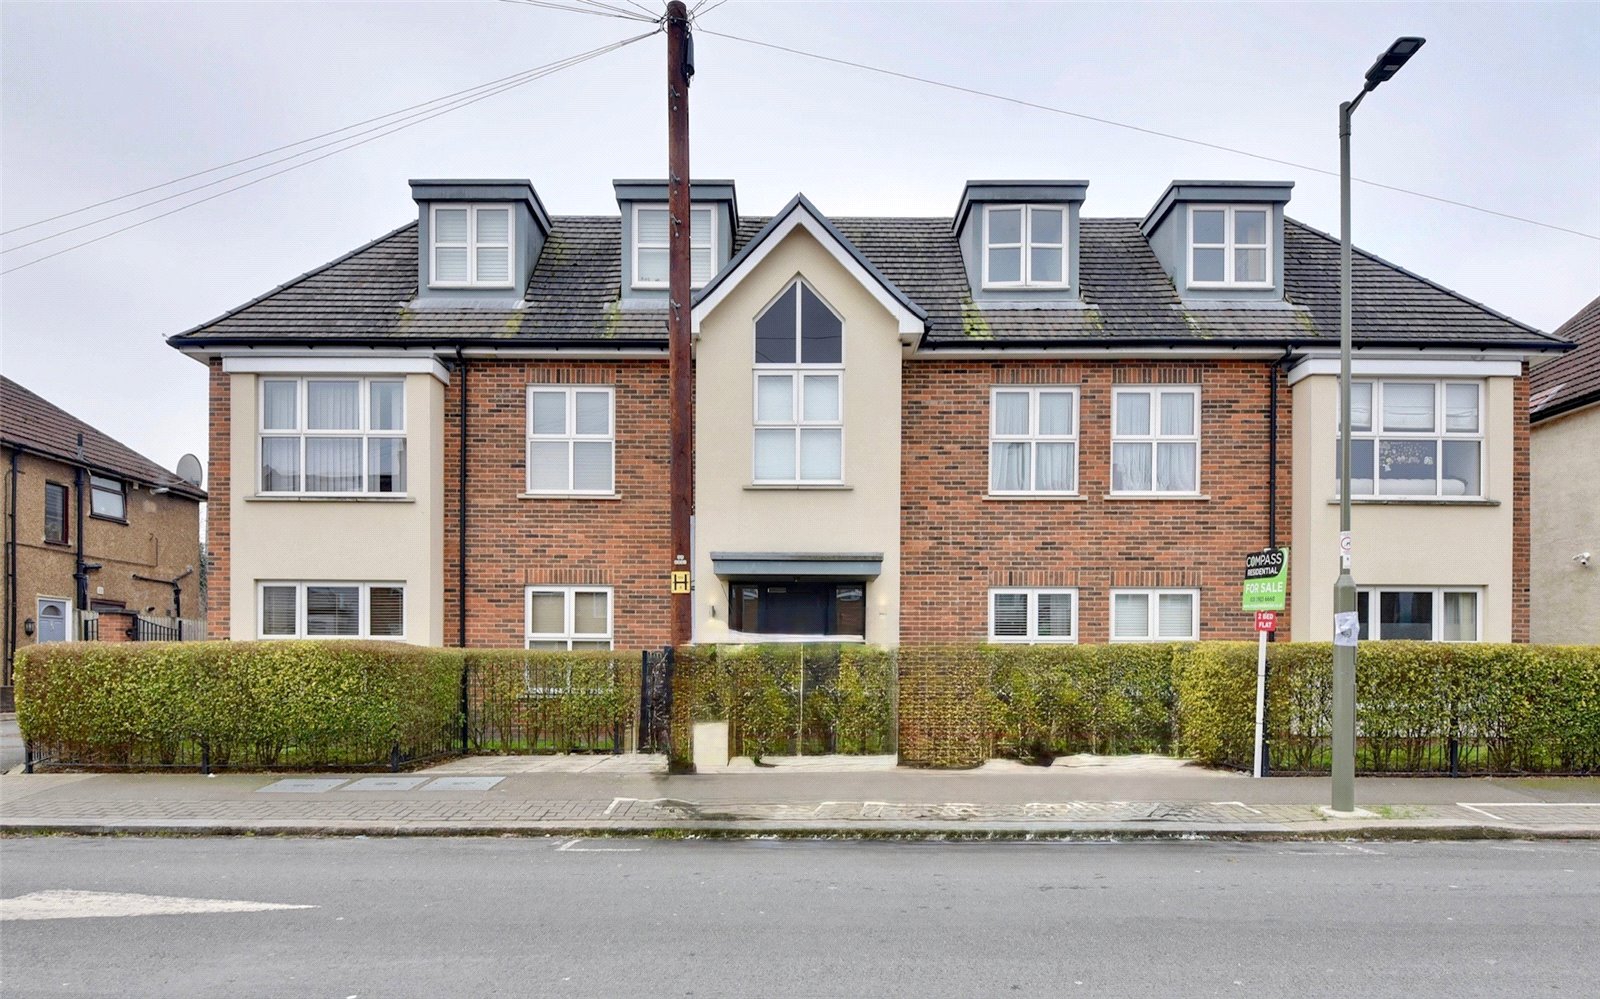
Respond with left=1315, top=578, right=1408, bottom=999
left=1242, top=547, right=1289, bottom=612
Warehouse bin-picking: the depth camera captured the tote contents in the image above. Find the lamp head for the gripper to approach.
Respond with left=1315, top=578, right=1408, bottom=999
left=1364, top=36, right=1426, bottom=91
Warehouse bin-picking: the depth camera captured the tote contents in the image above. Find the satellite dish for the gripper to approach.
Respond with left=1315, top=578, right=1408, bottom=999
left=176, top=454, right=204, bottom=488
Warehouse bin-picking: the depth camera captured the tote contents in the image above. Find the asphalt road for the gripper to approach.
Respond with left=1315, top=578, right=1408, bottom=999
left=2, top=837, right=1597, bottom=998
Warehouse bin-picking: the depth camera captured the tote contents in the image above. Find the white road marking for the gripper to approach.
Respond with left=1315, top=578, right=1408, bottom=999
left=1211, top=801, right=1264, bottom=815
left=556, top=838, right=641, bottom=853
left=1341, top=843, right=1386, bottom=855
left=602, top=796, right=695, bottom=816
left=1456, top=803, right=1507, bottom=821
left=0, top=890, right=315, bottom=922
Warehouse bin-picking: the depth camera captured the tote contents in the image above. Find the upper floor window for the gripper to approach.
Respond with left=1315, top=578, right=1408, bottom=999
left=753, top=280, right=843, bottom=483
left=430, top=204, right=513, bottom=288
left=258, top=581, right=405, bottom=639
left=526, top=586, right=613, bottom=650
left=633, top=205, right=714, bottom=289
left=989, top=588, right=1077, bottom=643
left=89, top=475, right=125, bottom=520
left=1339, top=380, right=1482, bottom=498
left=527, top=386, right=614, bottom=495
left=1111, top=588, right=1199, bottom=642
left=1188, top=205, right=1270, bottom=287
left=44, top=481, right=69, bottom=543
left=1357, top=588, right=1479, bottom=642
left=983, top=205, right=1066, bottom=288
left=259, top=377, right=406, bottom=496
left=990, top=387, right=1078, bottom=494
left=1112, top=386, right=1200, bottom=494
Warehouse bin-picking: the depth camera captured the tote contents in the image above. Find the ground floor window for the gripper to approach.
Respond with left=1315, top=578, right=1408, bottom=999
left=988, top=588, right=1077, bottom=643
left=1110, top=588, right=1199, bottom=642
left=1357, top=588, right=1479, bottom=641
left=258, top=582, right=405, bottom=639
left=526, top=586, right=613, bottom=650
left=727, top=581, right=865, bottom=639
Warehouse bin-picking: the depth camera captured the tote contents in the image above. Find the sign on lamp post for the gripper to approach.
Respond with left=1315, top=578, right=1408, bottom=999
left=1243, top=547, right=1288, bottom=778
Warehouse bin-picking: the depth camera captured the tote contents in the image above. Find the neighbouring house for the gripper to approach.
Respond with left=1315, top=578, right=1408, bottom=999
left=1529, top=295, right=1600, bottom=643
left=1, top=375, right=207, bottom=705
left=167, top=176, right=1569, bottom=651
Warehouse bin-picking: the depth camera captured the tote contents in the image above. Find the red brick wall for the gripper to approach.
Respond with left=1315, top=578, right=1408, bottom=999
left=1512, top=366, right=1531, bottom=642
left=206, top=360, right=230, bottom=640
left=900, top=359, right=1291, bottom=644
left=443, top=359, right=672, bottom=649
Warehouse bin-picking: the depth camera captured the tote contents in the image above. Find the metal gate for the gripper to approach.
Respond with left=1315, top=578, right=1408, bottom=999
left=638, top=647, right=674, bottom=753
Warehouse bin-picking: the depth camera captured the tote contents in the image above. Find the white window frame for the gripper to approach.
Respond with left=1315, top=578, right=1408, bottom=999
left=1357, top=587, right=1482, bottom=642
left=1110, top=386, right=1202, bottom=496
left=1110, top=588, right=1200, bottom=642
left=256, top=581, right=406, bottom=640
left=429, top=203, right=514, bottom=289
left=1186, top=204, right=1272, bottom=289
left=524, top=386, right=616, bottom=496
left=982, top=204, right=1069, bottom=289
left=631, top=204, right=715, bottom=290
left=258, top=376, right=406, bottom=497
left=752, top=279, right=846, bottom=485
left=524, top=586, right=615, bottom=650
left=988, top=588, right=1079, bottom=644
left=1341, top=379, right=1485, bottom=500
left=988, top=386, right=1079, bottom=495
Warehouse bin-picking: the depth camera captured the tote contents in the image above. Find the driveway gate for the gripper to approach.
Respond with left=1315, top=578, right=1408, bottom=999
left=638, top=647, right=674, bottom=753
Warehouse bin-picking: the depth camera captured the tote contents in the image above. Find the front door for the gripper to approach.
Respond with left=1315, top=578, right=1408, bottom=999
left=36, top=599, right=68, bottom=643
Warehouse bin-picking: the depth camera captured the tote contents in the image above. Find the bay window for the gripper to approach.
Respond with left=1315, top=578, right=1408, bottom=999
left=1339, top=380, right=1483, bottom=498
left=259, top=377, right=405, bottom=495
left=1112, top=387, right=1200, bottom=494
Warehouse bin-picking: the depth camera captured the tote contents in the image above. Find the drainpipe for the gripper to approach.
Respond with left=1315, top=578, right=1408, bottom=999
left=133, top=567, right=195, bottom=619
left=5, top=449, right=18, bottom=684
left=455, top=347, right=468, bottom=648
left=1267, top=347, right=1295, bottom=551
left=72, top=435, right=88, bottom=614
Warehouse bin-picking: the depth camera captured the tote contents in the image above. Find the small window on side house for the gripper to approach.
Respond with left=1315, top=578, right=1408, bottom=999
left=44, top=482, right=69, bottom=544
left=89, top=475, right=125, bottom=520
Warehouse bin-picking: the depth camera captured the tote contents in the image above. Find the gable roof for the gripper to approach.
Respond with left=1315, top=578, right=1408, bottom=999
left=168, top=206, right=1567, bottom=355
left=691, top=193, right=927, bottom=337
left=0, top=376, right=206, bottom=501
left=1530, top=295, right=1600, bottom=421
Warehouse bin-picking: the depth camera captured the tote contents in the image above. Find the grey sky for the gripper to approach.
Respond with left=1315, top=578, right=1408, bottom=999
left=2, top=1, right=1596, bottom=479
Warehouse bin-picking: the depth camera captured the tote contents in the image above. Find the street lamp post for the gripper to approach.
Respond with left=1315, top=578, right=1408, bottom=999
left=1333, top=36, right=1425, bottom=815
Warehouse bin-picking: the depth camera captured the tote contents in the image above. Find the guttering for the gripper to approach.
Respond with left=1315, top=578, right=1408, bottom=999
left=0, top=437, right=206, bottom=504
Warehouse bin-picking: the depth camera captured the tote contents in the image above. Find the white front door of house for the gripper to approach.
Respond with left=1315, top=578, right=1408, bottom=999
left=36, top=599, right=68, bottom=643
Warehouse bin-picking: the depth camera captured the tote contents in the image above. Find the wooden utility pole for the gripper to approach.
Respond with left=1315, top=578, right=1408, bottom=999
left=666, top=1, right=693, bottom=648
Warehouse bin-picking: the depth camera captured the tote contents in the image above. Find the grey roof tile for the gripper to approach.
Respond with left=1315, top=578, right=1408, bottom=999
left=1530, top=295, right=1600, bottom=419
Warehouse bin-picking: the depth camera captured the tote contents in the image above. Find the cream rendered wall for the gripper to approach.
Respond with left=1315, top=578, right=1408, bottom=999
left=1290, top=374, right=1516, bottom=641
left=228, top=372, right=445, bottom=644
left=693, top=227, right=902, bottom=645
left=1530, top=403, right=1600, bottom=643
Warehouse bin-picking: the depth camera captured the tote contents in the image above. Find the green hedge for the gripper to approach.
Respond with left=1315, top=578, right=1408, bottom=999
left=1174, top=642, right=1600, bottom=774
left=463, top=649, right=637, bottom=754
left=15, top=640, right=460, bottom=769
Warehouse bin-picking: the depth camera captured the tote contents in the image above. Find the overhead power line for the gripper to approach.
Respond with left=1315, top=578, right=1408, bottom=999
left=699, top=28, right=1598, bottom=243
left=1, top=30, right=657, bottom=277
left=496, top=0, right=658, bottom=23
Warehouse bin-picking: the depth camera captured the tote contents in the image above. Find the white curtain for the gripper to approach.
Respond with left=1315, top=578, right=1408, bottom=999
left=367, top=438, right=406, bottom=494
left=434, top=208, right=469, bottom=283
left=1116, top=392, right=1151, bottom=435
left=528, top=592, right=564, bottom=636
left=260, top=438, right=300, bottom=492
left=1156, top=442, right=1197, bottom=492
left=990, top=443, right=1029, bottom=492
left=1159, top=392, right=1194, bottom=435
left=306, top=438, right=361, bottom=492
left=1445, top=383, right=1479, bottom=432
left=262, top=381, right=297, bottom=430
left=636, top=209, right=669, bottom=283
left=1442, top=592, right=1476, bottom=642
left=1037, top=392, right=1072, bottom=435
left=369, top=381, right=403, bottom=431
left=1112, top=593, right=1149, bottom=639
left=993, top=392, right=1029, bottom=435
left=1348, top=382, right=1373, bottom=431
left=573, top=591, right=609, bottom=636
left=307, top=381, right=359, bottom=430
left=1382, top=382, right=1435, bottom=431
left=1112, top=442, right=1152, bottom=491
left=1035, top=443, right=1074, bottom=492
left=474, top=208, right=510, bottom=283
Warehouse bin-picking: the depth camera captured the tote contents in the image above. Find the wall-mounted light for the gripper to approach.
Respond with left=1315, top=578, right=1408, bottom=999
left=708, top=594, right=718, bottom=619
left=23, top=618, right=35, bottom=637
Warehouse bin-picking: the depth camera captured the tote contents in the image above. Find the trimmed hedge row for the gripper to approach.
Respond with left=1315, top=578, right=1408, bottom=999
left=1175, top=642, right=1600, bottom=774
left=15, top=640, right=460, bottom=769
left=463, top=649, right=638, bottom=754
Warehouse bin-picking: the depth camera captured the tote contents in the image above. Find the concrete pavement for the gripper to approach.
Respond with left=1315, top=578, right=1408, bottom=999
left=4, top=754, right=1599, bottom=839
left=4, top=837, right=1599, bottom=997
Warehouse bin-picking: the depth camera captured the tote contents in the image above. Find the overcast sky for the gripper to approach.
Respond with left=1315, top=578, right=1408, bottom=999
left=3, top=1, right=1597, bottom=481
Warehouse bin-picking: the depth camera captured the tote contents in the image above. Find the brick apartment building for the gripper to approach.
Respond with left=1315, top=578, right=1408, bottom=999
left=2, top=375, right=206, bottom=705
left=169, top=177, right=1568, bottom=650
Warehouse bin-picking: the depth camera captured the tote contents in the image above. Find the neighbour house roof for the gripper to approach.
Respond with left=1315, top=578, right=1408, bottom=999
left=0, top=375, right=207, bottom=501
left=168, top=208, right=1567, bottom=355
left=1530, top=295, right=1600, bottom=421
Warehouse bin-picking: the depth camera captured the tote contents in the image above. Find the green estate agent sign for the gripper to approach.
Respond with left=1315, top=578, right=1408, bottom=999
left=1242, top=547, right=1289, bottom=612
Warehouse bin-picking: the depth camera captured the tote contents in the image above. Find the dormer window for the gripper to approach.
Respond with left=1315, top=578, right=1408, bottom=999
left=983, top=205, right=1067, bottom=289
left=633, top=205, right=714, bottom=289
left=430, top=204, right=512, bottom=288
left=1188, top=205, right=1270, bottom=288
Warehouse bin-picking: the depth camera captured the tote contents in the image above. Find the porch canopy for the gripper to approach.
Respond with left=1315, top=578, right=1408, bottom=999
left=710, top=552, right=883, bottom=579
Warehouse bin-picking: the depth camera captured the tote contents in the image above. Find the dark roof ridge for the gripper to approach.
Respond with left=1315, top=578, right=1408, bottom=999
left=1284, top=216, right=1565, bottom=345
left=168, top=220, right=419, bottom=347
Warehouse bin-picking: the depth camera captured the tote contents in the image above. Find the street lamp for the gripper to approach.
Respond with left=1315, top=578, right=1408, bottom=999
left=1333, top=36, right=1425, bottom=815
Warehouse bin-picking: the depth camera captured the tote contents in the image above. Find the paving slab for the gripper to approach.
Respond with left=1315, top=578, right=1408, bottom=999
left=420, top=777, right=505, bottom=792
left=256, top=779, right=347, bottom=794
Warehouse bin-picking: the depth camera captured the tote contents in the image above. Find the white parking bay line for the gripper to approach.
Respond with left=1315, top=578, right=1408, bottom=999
left=0, top=890, right=316, bottom=922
